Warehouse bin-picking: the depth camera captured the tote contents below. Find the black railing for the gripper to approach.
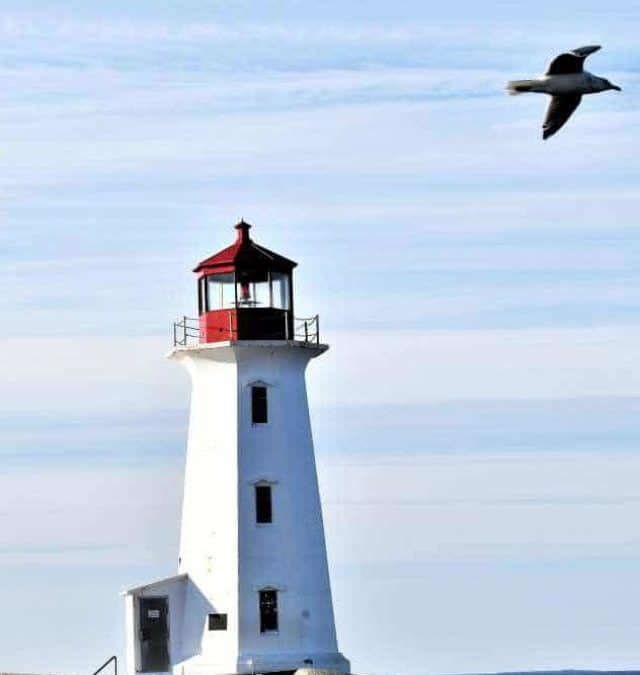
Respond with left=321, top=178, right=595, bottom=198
left=91, top=656, right=117, bottom=675
left=173, top=315, right=200, bottom=347
left=172, top=312, right=320, bottom=347
left=294, top=315, right=320, bottom=344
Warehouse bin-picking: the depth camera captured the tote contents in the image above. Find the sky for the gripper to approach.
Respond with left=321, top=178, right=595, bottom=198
left=1, top=1, right=640, bottom=673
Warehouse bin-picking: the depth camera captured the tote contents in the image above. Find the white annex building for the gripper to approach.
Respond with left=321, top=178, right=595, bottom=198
left=123, top=221, right=350, bottom=675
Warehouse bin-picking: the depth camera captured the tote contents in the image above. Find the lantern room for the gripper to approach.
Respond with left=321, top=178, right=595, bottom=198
left=193, top=221, right=296, bottom=343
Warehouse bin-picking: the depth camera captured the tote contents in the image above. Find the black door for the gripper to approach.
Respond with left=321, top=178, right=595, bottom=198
left=139, top=597, right=170, bottom=672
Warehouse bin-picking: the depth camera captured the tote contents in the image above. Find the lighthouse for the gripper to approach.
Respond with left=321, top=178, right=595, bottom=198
left=123, top=221, right=350, bottom=675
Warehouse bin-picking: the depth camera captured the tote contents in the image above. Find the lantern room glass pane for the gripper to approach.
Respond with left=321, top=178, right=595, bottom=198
left=206, top=273, right=235, bottom=310
left=271, top=272, right=290, bottom=310
left=237, top=270, right=269, bottom=308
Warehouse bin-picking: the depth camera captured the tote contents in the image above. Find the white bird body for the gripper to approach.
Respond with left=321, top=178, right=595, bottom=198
left=510, top=72, right=613, bottom=96
left=506, top=45, right=621, bottom=139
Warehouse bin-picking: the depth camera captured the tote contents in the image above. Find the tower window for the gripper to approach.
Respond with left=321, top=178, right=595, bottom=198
left=255, top=485, right=273, bottom=524
left=259, top=589, right=278, bottom=633
left=251, top=386, right=268, bottom=424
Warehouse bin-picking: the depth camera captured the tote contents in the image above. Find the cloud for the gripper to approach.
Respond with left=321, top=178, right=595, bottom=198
left=1, top=395, right=639, bottom=673
left=0, top=12, right=587, bottom=49
left=2, top=96, right=636, bottom=207
left=311, top=326, right=640, bottom=406
left=319, top=449, right=640, bottom=564
left=0, top=326, right=640, bottom=422
left=3, top=439, right=638, bottom=568
left=0, top=463, right=181, bottom=564
left=1, top=3, right=640, bottom=673
left=322, top=445, right=640, bottom=674
left=0, top=336, right=188, bottom=414
left=1, top=325, right=638, bottom=423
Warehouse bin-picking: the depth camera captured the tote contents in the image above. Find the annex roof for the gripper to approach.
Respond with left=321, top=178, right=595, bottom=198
left=121, top=573, right=188, bottom=596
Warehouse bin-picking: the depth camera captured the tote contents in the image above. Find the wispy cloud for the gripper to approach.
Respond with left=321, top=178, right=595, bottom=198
left=1, top=327, right=639, bottom=421
left=0, top=13, right=583, bottom=50
left=2, top=2, right=640, bottom=672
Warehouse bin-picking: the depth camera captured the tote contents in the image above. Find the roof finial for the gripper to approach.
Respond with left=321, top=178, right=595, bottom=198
left=235, top=219, right=252, bottom=242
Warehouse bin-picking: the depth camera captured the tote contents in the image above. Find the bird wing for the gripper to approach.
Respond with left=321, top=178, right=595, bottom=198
left=545, top=45, right=601, bottom=75
left=542, top=95, right=582, bottom=139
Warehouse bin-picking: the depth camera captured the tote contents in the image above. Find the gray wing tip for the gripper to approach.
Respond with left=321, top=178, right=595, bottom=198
left=571, top=45, right=602, bottom=57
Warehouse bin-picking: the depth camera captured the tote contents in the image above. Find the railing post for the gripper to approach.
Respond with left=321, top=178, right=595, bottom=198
left=304, top=320, right=309, bottom=343
left=315, top=314, right=320, bottom=344
left=171, top=316, right=202, bottom=347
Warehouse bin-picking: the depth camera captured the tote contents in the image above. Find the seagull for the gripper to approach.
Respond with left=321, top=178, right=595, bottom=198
left=507, top=45, right=621, bottom=139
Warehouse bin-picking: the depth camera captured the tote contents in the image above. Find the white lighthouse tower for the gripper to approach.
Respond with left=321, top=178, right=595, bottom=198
left=124, top=221, right=349, bottom=675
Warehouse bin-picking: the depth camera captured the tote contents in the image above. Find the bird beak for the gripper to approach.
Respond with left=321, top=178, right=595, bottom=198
left=610, top=83, right=622, bottom=91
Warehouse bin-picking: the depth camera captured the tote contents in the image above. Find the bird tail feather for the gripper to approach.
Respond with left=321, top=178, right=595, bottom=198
left=506, top=79, right=537, bottom=95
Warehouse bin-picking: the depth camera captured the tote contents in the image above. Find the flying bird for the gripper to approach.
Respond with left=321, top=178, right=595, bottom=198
left=507, top=45, right=621, bottom=139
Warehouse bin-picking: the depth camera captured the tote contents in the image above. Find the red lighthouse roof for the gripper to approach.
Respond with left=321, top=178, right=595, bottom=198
left=193, top=221, right=297, bottom=276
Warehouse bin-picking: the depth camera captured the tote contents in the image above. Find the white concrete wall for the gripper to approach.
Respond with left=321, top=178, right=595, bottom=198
left=163, top=341, right=348, bottom=675
left=235, top=345, right=346, bottom=673
left=173, top=346, right=240, bottom=675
